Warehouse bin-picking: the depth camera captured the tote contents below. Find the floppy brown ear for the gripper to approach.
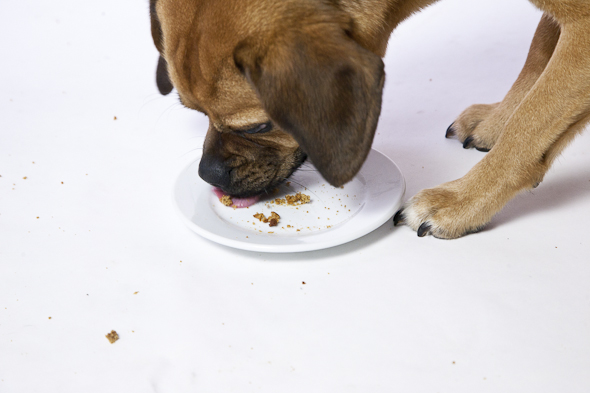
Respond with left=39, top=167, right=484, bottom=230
left=234, top=27, right=385, bottom=186
left=149, top=0, right=173, bottom=95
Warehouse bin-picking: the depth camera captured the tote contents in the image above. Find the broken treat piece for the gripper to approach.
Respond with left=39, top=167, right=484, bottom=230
left=105, top=330, right=119, bottom=344
left=268, top=211, right=280, bottom=227
left=253, top=213, right=266, bottom=222
left=220, top=195, right=233, bottom=206
left=298, top=194, right=311, bottom=204
left=272, top=192, right=311, bottom=206
left=253, top=211, right=280, bottom=227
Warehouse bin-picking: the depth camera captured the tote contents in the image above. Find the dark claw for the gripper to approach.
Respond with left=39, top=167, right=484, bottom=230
left=462, top=136, right=474, bottom=149
left=475, top=146, right=490, bottom=152
left=417, top=222, right=432, bottom=237
left=393, top=209, right=405, bottom=226
left=445, top=123, right=455, bottom=138
left=533, top=182, right=541, bottom=189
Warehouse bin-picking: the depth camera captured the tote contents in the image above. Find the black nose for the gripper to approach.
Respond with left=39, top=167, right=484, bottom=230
left=198, top=152, right=232, bottom=189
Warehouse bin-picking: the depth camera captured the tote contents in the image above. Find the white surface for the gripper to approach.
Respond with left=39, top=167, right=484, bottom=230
left=174, top=149, right=405, bottom=252
left=1, top=1, right=589, bottom=392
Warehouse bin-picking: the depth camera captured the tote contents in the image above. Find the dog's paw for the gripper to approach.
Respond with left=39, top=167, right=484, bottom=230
left=446, top=103, right=503, bottom=152
left=393, top=180, right=493, bottom=239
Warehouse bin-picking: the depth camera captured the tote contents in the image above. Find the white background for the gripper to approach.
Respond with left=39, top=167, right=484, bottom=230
left=1, top=0, right=589, bottom=392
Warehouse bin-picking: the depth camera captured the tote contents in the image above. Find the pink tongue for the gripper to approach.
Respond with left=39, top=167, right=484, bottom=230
left=213, top=187, right=260, bottom=208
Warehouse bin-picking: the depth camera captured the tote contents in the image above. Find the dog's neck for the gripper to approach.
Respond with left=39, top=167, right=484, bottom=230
left=334, top=0, right=439, bottom=56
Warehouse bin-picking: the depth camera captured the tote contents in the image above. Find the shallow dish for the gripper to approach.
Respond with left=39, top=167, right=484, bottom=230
left=173, top=149, right=405, bottom=253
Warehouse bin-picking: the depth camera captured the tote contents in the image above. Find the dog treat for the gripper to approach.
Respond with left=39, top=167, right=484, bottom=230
left=220, top=195, right=233, bottom=206
left=253, top=211, right=280, bottom=227
left=271, top=192, right=311, bottom=206
left=105, top=330, right=119, bottom=344
left=268, top=211, right=280, bottom=227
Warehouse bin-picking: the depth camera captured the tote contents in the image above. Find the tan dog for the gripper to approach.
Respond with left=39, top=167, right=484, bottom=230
left=151, top=0, right=590, bottom=239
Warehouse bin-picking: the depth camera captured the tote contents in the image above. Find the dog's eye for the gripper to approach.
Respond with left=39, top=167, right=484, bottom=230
left=243, top=122, right=272, bottom=134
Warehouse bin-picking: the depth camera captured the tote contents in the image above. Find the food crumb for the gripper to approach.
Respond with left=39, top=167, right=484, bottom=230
left=133, top=291, right=138, bottom=295
left=105, top=330, right=119, bottom=344
left=269, top=211, right=280, bottom=226
left=271, top=192, right=311, bottom=206
left=220, top=195, right=233, bottom=206
left=254, top=211, right=280, bottom=227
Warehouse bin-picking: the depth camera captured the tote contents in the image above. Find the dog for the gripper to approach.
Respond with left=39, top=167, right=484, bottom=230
left=150, top=0, right=590, bottom=239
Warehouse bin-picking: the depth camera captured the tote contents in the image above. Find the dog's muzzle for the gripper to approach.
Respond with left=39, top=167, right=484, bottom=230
left=198, top=151, right=232, bottom=190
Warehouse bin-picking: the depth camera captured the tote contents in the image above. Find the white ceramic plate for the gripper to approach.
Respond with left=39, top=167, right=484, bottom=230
left=173, top=149, right=405, bottom=253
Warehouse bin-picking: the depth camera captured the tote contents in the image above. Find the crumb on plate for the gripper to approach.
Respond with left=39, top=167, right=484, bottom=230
left=271, top=192, right=311, bottom=206
left=253, top=211, right=280, bottom=227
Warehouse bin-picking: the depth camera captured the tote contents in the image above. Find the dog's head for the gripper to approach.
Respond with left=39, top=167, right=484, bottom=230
left=150, top=0, right=385, bottom=197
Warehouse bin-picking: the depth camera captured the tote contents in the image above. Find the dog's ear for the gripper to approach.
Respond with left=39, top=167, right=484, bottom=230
left=155, top=55, right=174, bottom=95
left=234, top=26, right=385, bottom=186
left=150, top=0, right=173, bottom=95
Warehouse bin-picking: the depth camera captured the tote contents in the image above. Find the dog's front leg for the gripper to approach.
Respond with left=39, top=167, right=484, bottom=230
left=447, top=13, right=561, bottom=152
left=395, top=15, right=590, bottom=238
